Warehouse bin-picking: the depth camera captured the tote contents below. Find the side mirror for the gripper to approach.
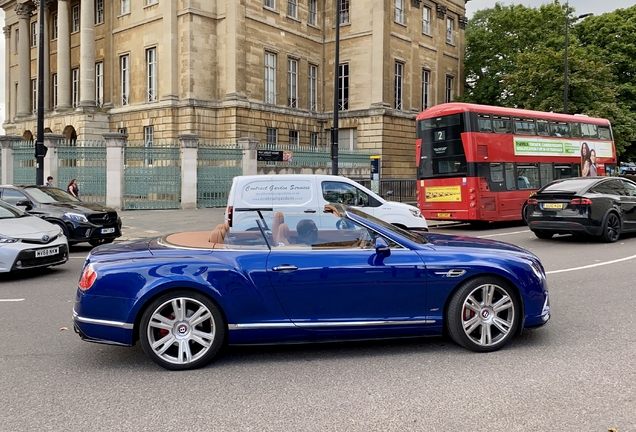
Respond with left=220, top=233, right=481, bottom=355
left=374, top=237, right=391, bottom=257
left=15, top=200, right=32, bottom=209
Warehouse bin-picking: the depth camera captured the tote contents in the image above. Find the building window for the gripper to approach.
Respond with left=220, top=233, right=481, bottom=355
left=53, top=14, right=58, bottom=39
left=338, top=63, right=349, bottom=111
left=31, top=21, right=37, bottom=47
left=31, top=79, right=37, bottom=113
left=395, top=0, right=404, bottom=24
left=334, top=128, right=357, bottom=151
left=15, top=29, right=19, bottom=54
left=144, top=126, right=154, bottom=166
left=308, top=0, right=317, bottom=25
left=340, top=0, right=350, bottom=24
left=96, top=0, right=104, bottom=24
left=446, top=17, right=454, bottom=44
left=287, top=0, right=297, bottom=18
left=422, top=69, right=430, bottom=110
left=145, top=0, right=158, bottom=5
left=120, top=54, right=130, bottom=106
left=121, top=0, right=130, bottom=15
left=146, top=47, right=157, bottom=102
left=310, top=132, right=318, bottom=148
left=72, top=68, right=79, bottom=107
left=52, top=73, right=58, bottom=109
left=422, top=7, right=431, bottom=35
left=394, top=62, right=403, bottom=110
left=289, top=130, right=299, bottom=146
left=287, top=59, right=298, bottom=108
left=446, top=75, right=453, bottom=103
left=264, top=0, right=275, bottom=9
left=266, top=128, right=278, bottom=146
left=264, top=52, right=276, bottom=105
left=95, top=62, right=104, bottom=107
left=308, top=64, right=317, bottom=111
left=72, top=5, right=80, bottom=32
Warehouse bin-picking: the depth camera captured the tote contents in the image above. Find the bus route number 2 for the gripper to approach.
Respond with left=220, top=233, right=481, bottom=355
left=435, top=131, right=445, bottom=141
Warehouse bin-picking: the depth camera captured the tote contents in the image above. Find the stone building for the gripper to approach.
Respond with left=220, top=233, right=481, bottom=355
left=1, top=0, right=467, bottom=178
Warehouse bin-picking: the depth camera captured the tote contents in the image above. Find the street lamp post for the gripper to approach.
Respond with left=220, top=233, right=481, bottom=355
left=35, top=0, right=48, bottom=185
left=563, top=9, right=593, bottom=115
left=331, top=0, right=341, bottom=176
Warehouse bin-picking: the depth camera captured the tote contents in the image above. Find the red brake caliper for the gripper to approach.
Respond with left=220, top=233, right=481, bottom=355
left=158, top=315, right=174, bottom=338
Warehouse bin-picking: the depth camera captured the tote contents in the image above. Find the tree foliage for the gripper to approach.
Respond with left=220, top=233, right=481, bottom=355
left=461, top=1, right=636, bottom=158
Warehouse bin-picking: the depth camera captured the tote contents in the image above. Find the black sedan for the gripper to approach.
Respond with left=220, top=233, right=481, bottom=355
left=526, top=177, right=636, bottom=242
left=0, top=185, right=122, bottom=246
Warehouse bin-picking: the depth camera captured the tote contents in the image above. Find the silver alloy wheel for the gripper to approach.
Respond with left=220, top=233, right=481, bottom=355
left=146, top=297, right=216, bottom=365
left=460, top=283, right=515, bottom=347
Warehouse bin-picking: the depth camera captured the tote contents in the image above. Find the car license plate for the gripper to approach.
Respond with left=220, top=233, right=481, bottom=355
left=437, top=213, right=452, bottom=217
left=35, top=247, right=59, bottom=258
left=101, top=228, right=115, bottom=234
left=542, top=203, right=564, bottom=210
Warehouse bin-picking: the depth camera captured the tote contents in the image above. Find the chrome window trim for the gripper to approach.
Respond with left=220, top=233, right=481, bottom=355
left=73, top=310, right=134, bottom=330
left=229, top=319, right=435, bottom=330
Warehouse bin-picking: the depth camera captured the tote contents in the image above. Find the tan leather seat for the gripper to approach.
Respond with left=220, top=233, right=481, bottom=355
left=271, top=212, right=285, bottom=245
left=277, top=223, right=291, bottom=246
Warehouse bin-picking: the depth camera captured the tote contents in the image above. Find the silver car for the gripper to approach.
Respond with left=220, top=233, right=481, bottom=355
left=0, top=200, right=69, bottom=273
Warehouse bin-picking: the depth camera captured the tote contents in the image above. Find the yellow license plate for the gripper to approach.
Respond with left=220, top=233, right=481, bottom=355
left=437, top=213, right=452, bottom=217
left=543, top=203, right=564, bottom=209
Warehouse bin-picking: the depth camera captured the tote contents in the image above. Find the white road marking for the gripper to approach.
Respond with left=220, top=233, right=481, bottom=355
left=477, top=230, right=530, bottom=238
left=0, top=298, right=25, bottom=302
left=547, top=254, right=636, bottom=275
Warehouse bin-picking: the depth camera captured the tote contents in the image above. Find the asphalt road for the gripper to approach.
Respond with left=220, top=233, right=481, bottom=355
left=1, top=212, right=635, bottom=431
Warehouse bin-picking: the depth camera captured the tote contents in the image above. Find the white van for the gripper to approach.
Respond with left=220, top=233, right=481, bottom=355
left=225, top=174, right=427, bottom=231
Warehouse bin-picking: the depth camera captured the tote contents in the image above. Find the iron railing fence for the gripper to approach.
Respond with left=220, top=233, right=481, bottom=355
left=12, top=141, right=36, bottom=185
left=57, top=140, right=107, bottom=204
left=256, top=143, right=373, bottom=169
left=352, top=178, right=417, bottom=204
left=197, top=142, right=243, bottom=208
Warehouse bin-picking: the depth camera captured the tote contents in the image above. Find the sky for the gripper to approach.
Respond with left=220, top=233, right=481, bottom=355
left=0, top=2, right=634, bottom=133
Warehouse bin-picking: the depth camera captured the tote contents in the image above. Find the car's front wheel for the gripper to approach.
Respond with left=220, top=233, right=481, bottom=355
left=139, top=290, right=226, bottom=370
left=447, top=277, right=521, bottom=352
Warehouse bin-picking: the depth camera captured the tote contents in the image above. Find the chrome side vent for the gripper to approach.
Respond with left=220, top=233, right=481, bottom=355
left=434, top=269, right=466, bottom=278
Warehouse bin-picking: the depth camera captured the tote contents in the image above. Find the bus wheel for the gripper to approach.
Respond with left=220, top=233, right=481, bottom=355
left=533, top=230, right=554, bottom=240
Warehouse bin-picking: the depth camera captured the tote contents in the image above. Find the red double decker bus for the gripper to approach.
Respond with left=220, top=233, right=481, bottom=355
left=416, top=103, right=617, bottom=223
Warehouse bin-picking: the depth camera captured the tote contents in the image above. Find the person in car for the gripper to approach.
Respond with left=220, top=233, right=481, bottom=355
left=296, top=219, right=318, bottom=245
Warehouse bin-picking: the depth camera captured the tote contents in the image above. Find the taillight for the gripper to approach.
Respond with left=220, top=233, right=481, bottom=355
left=527, top=198, right=538, bottom=205
left=570, top=198, right=592, bottom=206
left=79, top=264, right=97, bottom=291
left=227, top=206, right=233, bottom=227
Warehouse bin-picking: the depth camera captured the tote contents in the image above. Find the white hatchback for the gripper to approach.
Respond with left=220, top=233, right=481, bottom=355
left=0, top=200, right=69, bottom=273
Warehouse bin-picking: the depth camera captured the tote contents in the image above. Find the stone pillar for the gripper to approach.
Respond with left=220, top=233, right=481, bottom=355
left=161, top=0, right=178, bottom=101
left=57, top=0, right=72, bottom=110
left=14, top=3, right=34, bottom=117
left=223, top=0, right=247, bottom=102
left=103, top=133, right=128, bottom=210
left=238, top=137, right=260, bottom=176
left=79, top=0, right=96, bottom=108
left=370, top=0, right=389, bottom=108
left=43, top=133, right=64, bottom=186
left=0, top=135, right=23, bottom=185
left=3, top=27, right=11, bottom=122
left=179, top=134, right=200, bottom=210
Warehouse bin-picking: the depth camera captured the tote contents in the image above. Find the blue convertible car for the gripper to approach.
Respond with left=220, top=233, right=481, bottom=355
left=73, top=204, right=550, bottom=370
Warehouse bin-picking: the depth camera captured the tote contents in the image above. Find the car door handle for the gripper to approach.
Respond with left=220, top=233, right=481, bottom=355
left=272, top=265, right=299, bottom=272
left=304, top=209, right=316, bottom=213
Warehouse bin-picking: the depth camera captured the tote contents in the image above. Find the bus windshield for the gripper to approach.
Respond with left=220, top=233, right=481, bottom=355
left=417, top=113, right=467, bottom=179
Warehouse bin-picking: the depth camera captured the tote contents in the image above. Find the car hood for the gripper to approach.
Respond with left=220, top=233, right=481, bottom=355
left=0, top=216, right=61, bottom=239
left=39, top=202, right=116, bottom=214
left=422, top=233, right=531, bottom=255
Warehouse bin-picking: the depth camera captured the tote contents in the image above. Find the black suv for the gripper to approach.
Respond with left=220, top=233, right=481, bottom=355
left=0, top=185, right=122, bottom=246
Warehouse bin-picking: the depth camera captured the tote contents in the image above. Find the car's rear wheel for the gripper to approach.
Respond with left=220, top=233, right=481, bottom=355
left=139, top=290, right=226, bottom=371
left=533, top=230, right=554, bottom=239
left=447, top=277, right=520, bottom=352
left=521, top=203, right=529, bottom=225
left=89, top=238, right=115, bottom=247
left=600, top=212, right=621, bottom=243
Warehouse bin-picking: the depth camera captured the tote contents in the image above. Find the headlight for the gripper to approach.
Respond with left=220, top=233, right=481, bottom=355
left=65, top=212, right=88, bottom=223
left=0, top=235, right=19, bottom=244
left=409, top=209, right=422, bottom=218
left=529, top=261, right=546, bottom=281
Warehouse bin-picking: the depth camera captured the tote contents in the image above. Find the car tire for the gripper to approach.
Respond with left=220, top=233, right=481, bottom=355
left=139, top=290, right=226, bottom=371
left=447, top=277, right=521, bottom=353
left=521, top=203, right=529, bottom=225
left=600, top=212, right=621, bottom=243
left=89, top=238, right=115, bottom=247
left=51, top=220, right=70, bottom=241
left=533, top=230, right=554, bottom=240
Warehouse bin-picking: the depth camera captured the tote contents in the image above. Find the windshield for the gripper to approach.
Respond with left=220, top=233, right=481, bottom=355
left=25, top=187, right=80, bottom=203
left=417, top=113, right=467, bottom=179
left=0, top=200, right=26, bottom=219
left=346, top=207, right=428, bottom=244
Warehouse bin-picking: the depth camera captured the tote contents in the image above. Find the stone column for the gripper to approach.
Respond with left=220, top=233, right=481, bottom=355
left=161, top=0, right=178, bottom=101
left=103, top=133, right=127, bottom=210
left=0, top=135, right=23, bottom=185
left=3, top=26, right=11, bottom=122
left=223, top=0, right=247, bottom=102
left=57, top=0, right=72, bottom=110
left=370, top=0, right=389, bottom=108
left=79, top=0, right=96, bottom=108
left=238, top=137, right=260, bottom=176
left=43, top=133, right=64, bottom=186
left=33, top=1, right=54, bottom=111
left=179, top=134, right=200, bottom=209
left=14, top=3, right=34, bottom=117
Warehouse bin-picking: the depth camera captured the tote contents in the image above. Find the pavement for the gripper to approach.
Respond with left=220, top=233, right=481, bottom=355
left=117, top=207, right=457, bottom=241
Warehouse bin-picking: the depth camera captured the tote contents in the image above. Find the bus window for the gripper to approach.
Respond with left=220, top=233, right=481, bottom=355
left=516, top=164, right=539, bottom=189
left=550, top=121, right=569, bottom=137
left=581, top=123, right=598, bottom=139
left=493, top=116, right=511, bottom=133
left=537, top=119, right=549, bottom=136
left=514, top=118, right=536, bottom=135
left=477, top=114, right=492, bottom=132
left=540, top=163, right=554, bottom=186
left=598, top=126, right=612, bottom=140
left=490, top=163, right=504, bottom=183
left=505, top=163, right=516, bottom=190
left=571, top=122, right=582, bottom=138
left=555, top=164, right=575, bottom=179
